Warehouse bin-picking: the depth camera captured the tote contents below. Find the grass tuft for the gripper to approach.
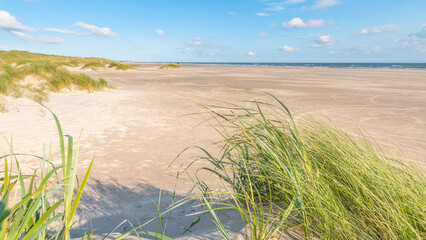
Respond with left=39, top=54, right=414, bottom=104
left=80, top=61, right=106, bottom=70
left=160, top=63, right=181, bottom=69
left=183, top=97, right=425, bottom=240
left=108, top=62, right=136, bottom=70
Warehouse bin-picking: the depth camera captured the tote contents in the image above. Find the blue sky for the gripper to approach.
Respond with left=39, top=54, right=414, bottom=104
left=0, top=0, right=425, bottom=62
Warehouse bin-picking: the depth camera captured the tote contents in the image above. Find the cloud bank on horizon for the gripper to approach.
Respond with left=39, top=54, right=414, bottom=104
left=0, top=0, right=425, bottom=62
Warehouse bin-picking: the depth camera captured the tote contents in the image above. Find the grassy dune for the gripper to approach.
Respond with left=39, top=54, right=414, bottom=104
left=0, top=50, right=136, bottom=111
left=0, top=50, right=135, bottom=70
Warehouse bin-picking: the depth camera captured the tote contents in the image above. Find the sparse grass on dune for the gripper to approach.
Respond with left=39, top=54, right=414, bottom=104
left=183, top=97, right=425, bottom=240
left=80, top=61, right=107, bottom=70
left=108, top=62, right=137, bottom=70
left=0, top=61, right=110, bottom=106
left=160, top=63, right=181, bottom=69
left=0, top=50, right=110, bottom=67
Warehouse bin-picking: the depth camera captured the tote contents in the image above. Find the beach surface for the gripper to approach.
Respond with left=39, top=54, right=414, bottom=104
left=1, top=64, right=425, bottom=239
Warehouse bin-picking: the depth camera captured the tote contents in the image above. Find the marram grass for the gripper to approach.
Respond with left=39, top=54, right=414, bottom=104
left=160, top=63, right=181, bottom=69
left=0, top=61, right=110, bottom=108
left=0, top=105, right=93, bottom=240
left=183, top=96, right=425, bottom=240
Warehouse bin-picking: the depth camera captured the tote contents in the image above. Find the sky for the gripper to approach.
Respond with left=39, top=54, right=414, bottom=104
left=0, top=0, right=425, bottom=62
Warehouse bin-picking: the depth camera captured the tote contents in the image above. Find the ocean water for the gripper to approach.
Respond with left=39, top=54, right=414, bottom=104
left=181, top=62, right=426, bottom=70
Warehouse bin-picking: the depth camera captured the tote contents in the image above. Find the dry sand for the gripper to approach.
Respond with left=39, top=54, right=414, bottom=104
left=0, top=64, right=425, bottom=239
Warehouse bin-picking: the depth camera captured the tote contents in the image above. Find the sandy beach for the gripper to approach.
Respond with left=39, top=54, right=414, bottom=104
left=1, top=64, right=425, bottom=239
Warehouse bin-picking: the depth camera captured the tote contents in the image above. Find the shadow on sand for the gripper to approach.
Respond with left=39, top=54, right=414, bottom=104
left=70, top=178, right=245, bottom=239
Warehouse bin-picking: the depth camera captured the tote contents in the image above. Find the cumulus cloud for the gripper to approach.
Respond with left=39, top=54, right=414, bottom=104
left=187, top=37, right=203, bottom=46
left=43, top=27, right=89, bottom=35
left=355, top=25, right=398, bottom=34
left=311, top=35, right=334, bottom=47
left=259, top=32, right=269, bottom=37
left=397, top=25, right=426, bottom=53
left=410, top=24, right=426, bottom=38
left=279, top=45, right=298, bottom=52
left=0, top=10, right=33, bottom=31
left=73, top=22, right=117, bottom=37
left=10, top=31, right=64, bottom=43
left=248, top=51, right=255, bottom=56
left=282, top=18, right=326, bottom=28
left=182, top=37, right=228, bottom=57
left=372, top=46, right=381, bottom=52
left=309, top=0, right=340, bottom=9
left=256, top=13, right=270, bottom=16
left=155, top=29, right=164, bottom=36
left=264, top=6, right=285, bottom=11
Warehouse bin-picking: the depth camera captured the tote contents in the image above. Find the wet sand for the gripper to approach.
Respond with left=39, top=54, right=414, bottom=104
left=0, top=64, right=425, bottom=239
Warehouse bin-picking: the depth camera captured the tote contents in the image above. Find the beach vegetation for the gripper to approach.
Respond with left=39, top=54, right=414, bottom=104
left=181, top=97, right=425, bottom=240
left=108, top=62, right=137, bottom=70
left=0, top=61, right=110, bottom=103
left=160, top=63, right=181, bottom=69
left=80, top=61, right=107, bottom=70
left=0, top=107, right=93, bottom=240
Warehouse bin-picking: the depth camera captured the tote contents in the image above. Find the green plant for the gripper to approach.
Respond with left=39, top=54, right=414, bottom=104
left=0, top=105, right=93, bottom=239
left=108, top=62, right=136, bottom=70
left=80, top=62, right=106, bottom=70
left=0, top=61, right=110, bottom=110
left=180, top=96, right=425, bottom=239
left=159, top=64, right=181, bottom=70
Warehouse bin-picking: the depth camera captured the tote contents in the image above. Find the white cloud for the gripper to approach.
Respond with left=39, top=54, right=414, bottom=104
left=228, top=11, right=236, bottom=15
left=73, top=22, right=117, bottom=37
left=269, top=22, right=277, bottom=27
left=285, top=0, right=306, bottom=4
left=155, top=29, right=164, bottom=36
left=397, top=25, right=426, bottom=53
left=410, top=24, right=426, bottom=38
left=259, top=32, right=269, bottom=37
left=248, top=51, right=255, bottom=56
left=187, top=37, right=203, bottom=46
left=43, top=27, right=89, bottom=35
left=355, top=25, right=398, bottom=34
left=309, top=0, right=340, bottom=9
left=282, top=18, right=326, bottom=28
left=182, top=36, right=229, bottom=57
left=0, top=10, right=32, bottom=31
left=372, top=46, right=381, bottom=52
left=279, top=45, right=298, bottom=52
left=264, top=6, right=285, bottom=11
left=256, top=13, right=270, bottom=16
left=10, top=31, right=64, bottom=43
left=311, top=35, right=334, bottom=48
left=318, top=35, right=333, bottom=43
left=329, top=50, right=338, bottom=54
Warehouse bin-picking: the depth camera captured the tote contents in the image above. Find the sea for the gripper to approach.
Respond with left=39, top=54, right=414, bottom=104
left=180, top=62, right=426, bottom=70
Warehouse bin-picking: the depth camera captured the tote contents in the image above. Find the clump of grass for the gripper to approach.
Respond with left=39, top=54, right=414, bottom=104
left=80, top=61, right=106, bottom=70
left=108, top=62, right=136, bottom=70
left=0, top=106, right=93, bottom=239
left=184, top=97, right=425, bottom=239
left=160, top=63, right=181, bottom=69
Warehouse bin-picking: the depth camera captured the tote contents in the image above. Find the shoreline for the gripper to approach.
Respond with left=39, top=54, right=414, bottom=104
left=126, top=62, right=426, bottom=71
